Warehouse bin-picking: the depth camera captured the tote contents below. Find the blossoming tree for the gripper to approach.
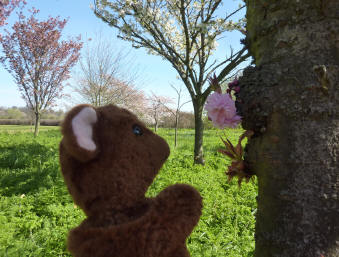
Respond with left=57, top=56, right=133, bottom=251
left=0, top=0, right=24, bottom=27
left=0, top=9, right=82, bottom=136
left=147, top=92, right=173, bottom=132
left=93, top=0, right=249, bottom=164
left=73, top=32, right=147, bottom=117
left=207, top=0, right=339, bottom=256
left=237, top=1, right=339, bottom=256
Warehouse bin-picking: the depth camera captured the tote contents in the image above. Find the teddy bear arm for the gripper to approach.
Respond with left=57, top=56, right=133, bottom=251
left=68, top=228, right=114, bottom=257
left=68, top=227, right=137, bottom=257
left=154, top=184, right=202, bottom=236
left=168, top=246, right=191, bottom=257
left=143, top=227, right=191, bottom=257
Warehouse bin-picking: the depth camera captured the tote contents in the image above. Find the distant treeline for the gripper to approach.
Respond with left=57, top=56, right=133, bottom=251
left=0, top=106, right=214, bottom=129
left=0, top=106, right=63, bottom=126
left=0, top=119, right=60, bottom=126
left=0, top=106, right=64, bottom=120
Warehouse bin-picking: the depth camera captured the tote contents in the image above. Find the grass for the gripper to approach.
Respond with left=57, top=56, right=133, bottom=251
left=0, top=125, right=257, bottom=257
left=0, top=125, right=59, bottom=133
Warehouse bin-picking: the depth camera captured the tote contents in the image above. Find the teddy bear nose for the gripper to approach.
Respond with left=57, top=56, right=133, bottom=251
left=157, top=136, right=170, bottom=161
left=163, top=141, right=170, bottom=160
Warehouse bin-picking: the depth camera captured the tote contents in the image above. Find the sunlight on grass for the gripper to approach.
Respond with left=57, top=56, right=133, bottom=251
left=0, top=126, right=257, bottom=257
left=0, top=125, right=59, bottom=133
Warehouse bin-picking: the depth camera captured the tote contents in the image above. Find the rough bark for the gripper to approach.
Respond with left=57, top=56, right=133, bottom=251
left=238, top=1, right=339, bottom=256
left=193, top=98, right=205, bottom=165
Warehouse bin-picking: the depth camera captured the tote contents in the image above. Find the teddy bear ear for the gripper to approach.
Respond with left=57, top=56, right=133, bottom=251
left=60, top=104, right=99, bottom=162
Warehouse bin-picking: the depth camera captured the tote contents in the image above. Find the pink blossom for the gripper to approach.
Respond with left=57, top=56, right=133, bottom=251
left=0, top=8, right=82, bottom=113
left=205, top=92, right=241, bottom=129
left=0, top=0, right=25, bottom=27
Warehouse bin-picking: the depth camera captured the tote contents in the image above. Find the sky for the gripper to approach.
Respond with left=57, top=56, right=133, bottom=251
left=0, top=0, right=248, bottom=112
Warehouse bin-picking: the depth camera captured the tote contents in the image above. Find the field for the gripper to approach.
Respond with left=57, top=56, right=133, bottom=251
left=0, top=125, right=59, bottom=133
left=0, top=126, right=257, bottom=257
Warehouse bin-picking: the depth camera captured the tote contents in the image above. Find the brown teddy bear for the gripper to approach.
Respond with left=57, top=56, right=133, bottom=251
left=59, top=104, right=202, bottom=257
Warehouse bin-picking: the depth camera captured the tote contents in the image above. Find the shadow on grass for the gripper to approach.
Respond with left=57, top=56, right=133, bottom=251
left=0, top=142, right=62, bottom=197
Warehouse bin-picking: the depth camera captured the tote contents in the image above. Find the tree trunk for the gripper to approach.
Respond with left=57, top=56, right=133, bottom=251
left=193, top=98, right=205, bottom=165
left=238, top=1, right=339, bottom=256
left=174, top=113, right=178, bottom=147
left=34, top=111, right=40, bottom=137
left=154, top=121, right=158, bottom=132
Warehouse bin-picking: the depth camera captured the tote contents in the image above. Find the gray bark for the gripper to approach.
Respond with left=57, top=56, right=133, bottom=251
left=238, top=1, right=339, bottom=256
left=193, top=98, right=205, bottom=165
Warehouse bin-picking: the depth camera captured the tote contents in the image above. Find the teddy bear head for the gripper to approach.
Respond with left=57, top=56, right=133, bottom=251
left=59, top=104, right=170, bottom=217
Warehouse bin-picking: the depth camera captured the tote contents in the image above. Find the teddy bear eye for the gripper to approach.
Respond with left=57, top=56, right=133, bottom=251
left=132, top=124, right=143, bottom=136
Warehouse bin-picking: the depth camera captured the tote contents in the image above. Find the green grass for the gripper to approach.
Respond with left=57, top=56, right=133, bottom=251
left=0, top=125, right=59, bottom=133
left=0, top=126, right=257, bottom=257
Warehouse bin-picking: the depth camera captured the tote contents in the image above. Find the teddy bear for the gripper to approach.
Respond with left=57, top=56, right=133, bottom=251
left=59, top=104, right=202, bottom=257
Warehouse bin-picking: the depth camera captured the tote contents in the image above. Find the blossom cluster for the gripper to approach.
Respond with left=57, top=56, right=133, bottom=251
left=205, top=75, right=254, bottom=185
left=205, top=92, right=241, bottom=129
left=205, top=78, right=241, bottom=129
left=94, top=0, right=244, bottom=59
left=0, top=0, right=25, bottom=27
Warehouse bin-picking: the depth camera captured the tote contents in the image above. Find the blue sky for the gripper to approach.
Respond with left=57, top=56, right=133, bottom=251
left=0, top=0, right=248, bottom=112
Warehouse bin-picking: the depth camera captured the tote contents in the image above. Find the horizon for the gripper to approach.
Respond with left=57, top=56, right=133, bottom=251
left=0, top=0, right=249, bottom=112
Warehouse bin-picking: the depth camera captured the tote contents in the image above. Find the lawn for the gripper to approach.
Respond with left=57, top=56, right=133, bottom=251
left=0, top=125, right=59, bottom=133
left=0, top=126, right=257, bottom=257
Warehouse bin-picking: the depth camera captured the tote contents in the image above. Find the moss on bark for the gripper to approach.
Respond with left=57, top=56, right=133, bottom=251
left=240, top=0, right=339, bottom=256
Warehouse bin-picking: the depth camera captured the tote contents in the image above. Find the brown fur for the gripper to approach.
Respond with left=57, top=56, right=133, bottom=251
left=59, top=104, right=202, bottom=257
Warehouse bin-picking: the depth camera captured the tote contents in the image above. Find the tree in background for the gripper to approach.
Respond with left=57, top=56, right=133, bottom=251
left=76, top=75, right=148, bottom=115
left=73, top=32, right=148, bottom=117
left=147, top=92, right=173, bottom=132
left=163, top=84, right=191, bottom=147
left=161, top=110, right=195, bottom=129
left=237, top=0, right=338, bottom=256
left=179, top=111, right=195, bottom=128
left=94, top=0, right=249, bottom=164
left=0, top=0, right=24, bottom=28
left=0, top=8, right=82, bottom=136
